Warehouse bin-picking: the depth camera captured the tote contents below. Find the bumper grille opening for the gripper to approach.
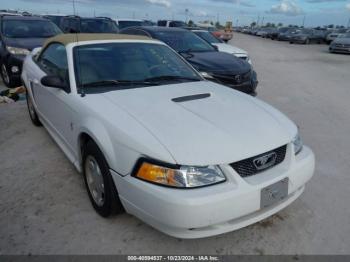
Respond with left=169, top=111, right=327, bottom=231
left=230, top=145, right=287, bottom=177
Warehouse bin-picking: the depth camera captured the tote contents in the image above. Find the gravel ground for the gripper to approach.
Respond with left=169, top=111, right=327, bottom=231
left=0, top=33, right=350, bottom=255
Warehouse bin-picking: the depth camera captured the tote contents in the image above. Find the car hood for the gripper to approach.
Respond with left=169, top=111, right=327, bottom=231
left=4, top=37, right=47, bottom=51
left=213, top=43, right=247, bottom=55
left=182, top=51, right=250, bottom=74
left=333, top=38, right=350, bottom=44
left=101, top=81, right=296, bottom=166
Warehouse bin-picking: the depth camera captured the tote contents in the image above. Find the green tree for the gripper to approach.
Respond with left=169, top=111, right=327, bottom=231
left=188, top=20, right=194, bottom=27
left=251, top=22, right=257, bottom=27
left=278, top=22, right=283, bottom=27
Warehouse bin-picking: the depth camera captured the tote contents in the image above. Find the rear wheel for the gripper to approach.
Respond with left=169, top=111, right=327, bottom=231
left=83, top=140, right=124, bottom=217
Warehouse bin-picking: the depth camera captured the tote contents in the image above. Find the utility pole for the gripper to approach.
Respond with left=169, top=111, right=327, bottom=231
left=302, top=15, right=306, bottom=28
left=261, top=16, right=265, bottom=26
left=257, top=15, right=260, bottom=27
left=348, top=17, right=350, bottom=28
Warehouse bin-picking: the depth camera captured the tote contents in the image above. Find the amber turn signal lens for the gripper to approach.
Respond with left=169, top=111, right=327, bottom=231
left=136, top=162, right=178, bottom=186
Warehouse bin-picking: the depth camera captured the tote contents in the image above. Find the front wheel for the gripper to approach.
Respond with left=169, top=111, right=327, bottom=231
left=1, top=63, right=19, bottom=88
left=83, top=140, right=124, bottom=217
left=26, top=90, right=42, bottom=126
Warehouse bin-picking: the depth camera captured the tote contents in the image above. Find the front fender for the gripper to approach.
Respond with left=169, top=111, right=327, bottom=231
left=78, top=118, right=117, bottom=173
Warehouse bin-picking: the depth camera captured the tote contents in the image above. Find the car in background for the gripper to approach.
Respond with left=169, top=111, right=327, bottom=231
left=22, top=33, right=314, bottom=239
left=157, top=20, right=187, bottom=28
left=256, top=28, right=273, bottom=38
left=0, top=15, right=62, bottom=87
left=326, top=29, right=349, bottom=44
left=190, top=29, right=252, bottom=64
left=115, top=19, right=144, bottom=30
left=277, top=28, right=299, bottom=41
left=289, top=29, right=325, bottom=44
left=0, top=11, right=22, bottom=16
left=270, top=27, right=290, bottom=40
left=120, top=26, right=258, bottom=95
left=59, top=16, right=118, bottom=33
left=142, top=20, right=156, bottom=26
left=329, top=32, right=350, bottom=54
left=208, top=27, right=233, bottom=42
left=43, top=14, right=65, bottom=27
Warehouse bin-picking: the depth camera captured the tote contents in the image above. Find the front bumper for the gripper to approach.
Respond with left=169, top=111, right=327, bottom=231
left=112, top=145, right=315, bottom=239
left=329, top=46, right=350, bottom=54
left=208, top=71, right=258, bottom=96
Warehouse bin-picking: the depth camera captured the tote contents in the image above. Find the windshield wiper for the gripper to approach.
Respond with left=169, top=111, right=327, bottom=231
left=144, top=75, right=201, bottom=82
left=82, top=79, right=158, bottom=88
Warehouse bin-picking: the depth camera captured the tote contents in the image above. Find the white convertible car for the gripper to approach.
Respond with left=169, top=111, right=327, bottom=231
left=22, top=34, right=315, bottom=239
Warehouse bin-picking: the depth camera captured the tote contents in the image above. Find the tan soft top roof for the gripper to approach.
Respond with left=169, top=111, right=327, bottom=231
left=42, top=33, right=153, bottom=49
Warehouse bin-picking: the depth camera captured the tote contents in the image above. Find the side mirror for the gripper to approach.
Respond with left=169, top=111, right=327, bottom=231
left=41, top=75, right=67, bottom=91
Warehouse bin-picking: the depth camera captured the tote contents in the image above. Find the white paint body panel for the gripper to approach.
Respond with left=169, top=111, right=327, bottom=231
left=21, top=38, right=315, bottom=238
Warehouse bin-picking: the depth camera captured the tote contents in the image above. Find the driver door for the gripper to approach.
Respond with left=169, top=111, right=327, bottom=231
left=33, top=43, right=77, bottom=157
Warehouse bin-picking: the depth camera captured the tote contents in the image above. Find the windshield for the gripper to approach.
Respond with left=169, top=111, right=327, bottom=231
left=74, top=43, right=202, bottom=92
left=194, top=31, right=223, bottom=44
left=80, top=19, right=118, bottom=33
left=118, top=21, right=143, bottom=30
left=2, top=19, right=62, bottom=38
left=279, top=28, right=289, bottom=33
left=154, top=30, right=215, bottom=52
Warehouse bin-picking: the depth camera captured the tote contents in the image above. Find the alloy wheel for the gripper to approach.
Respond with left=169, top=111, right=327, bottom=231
left=85, top=155, right=105, bottom=207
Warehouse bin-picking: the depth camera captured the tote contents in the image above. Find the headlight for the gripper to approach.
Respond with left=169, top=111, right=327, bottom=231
left=246, top=56, right=252, bottom=64
left=293, top=133, right=303, bottom=155
left=200, top=72, right=214, bottom=79
left=134, top=160, right=226, bottom=188
left=6, top=46, right=30, bottom=55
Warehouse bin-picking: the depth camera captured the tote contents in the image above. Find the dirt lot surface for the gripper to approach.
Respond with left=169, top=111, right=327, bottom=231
left=1, top=33, right=350, bottom=255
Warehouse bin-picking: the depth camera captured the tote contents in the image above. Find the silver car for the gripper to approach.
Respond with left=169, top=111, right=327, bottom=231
left=329, top=32, right=350, bottom=54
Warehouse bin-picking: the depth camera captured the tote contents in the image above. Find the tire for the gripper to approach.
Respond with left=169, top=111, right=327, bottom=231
left=83, top=140, right=124, bottom=217
left=1, top=63, right=19, bottom=88
left=290, top=41, right=293, bottom=44
left=26, top=90, right=42, bottom=126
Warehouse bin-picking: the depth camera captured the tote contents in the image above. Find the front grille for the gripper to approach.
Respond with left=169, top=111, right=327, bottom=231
left=212, top=70, right=251, bottom=86
left=230, top=145, right=287, bottom=178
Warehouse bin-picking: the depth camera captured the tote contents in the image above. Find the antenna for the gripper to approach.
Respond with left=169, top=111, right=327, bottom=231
left=72, top=0, right=85, bottom=97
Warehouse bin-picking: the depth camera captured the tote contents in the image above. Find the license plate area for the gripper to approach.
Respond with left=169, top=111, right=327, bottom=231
left=260, top=178, right=289, bottom=209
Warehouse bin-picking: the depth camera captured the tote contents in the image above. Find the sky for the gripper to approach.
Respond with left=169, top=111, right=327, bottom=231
left=2, top=0, right=350, bottom=27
